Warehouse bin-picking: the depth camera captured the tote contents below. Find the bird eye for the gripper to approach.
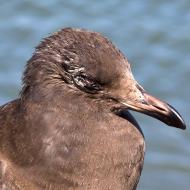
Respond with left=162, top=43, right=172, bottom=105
left=73, top=73, right=103, bottom=93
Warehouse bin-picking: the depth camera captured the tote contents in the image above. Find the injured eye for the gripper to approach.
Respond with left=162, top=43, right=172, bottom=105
left=73, top=73, right=103, bottom=94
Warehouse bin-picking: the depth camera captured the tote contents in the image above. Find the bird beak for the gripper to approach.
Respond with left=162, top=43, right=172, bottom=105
left=121, top=86, right=186, bottom=130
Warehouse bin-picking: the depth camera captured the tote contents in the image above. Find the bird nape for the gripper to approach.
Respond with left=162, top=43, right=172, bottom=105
left=0, top=28, right=186, bottom=190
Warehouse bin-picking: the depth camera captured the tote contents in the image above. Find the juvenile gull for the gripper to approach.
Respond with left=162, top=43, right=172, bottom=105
left=0, top=28, right=186, bottom=190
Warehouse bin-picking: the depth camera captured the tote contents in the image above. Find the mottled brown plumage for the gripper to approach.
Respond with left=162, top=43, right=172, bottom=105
left=0, top=28, right=185, bottom=190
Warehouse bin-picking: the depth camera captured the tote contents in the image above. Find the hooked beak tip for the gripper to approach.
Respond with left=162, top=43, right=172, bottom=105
left=166, top=103, right=186, bottom=130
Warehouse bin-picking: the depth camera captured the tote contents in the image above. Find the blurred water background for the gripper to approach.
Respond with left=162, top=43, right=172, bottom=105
left=0, top=0, right=189, bottom=189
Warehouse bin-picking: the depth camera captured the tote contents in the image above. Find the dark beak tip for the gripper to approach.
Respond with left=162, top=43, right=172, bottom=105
left=167, top=104, right=186, bottom=130
left=179, top=118, right=186, bottom=130
left=177, top=121, right=186, bottom=130
left=171, top=122, right=186, bottom=130
left=182, top=125, right=186, bottom=130
left=160, top=117, right=186, bottom=130
left=169, top=116, right=186, bottom=130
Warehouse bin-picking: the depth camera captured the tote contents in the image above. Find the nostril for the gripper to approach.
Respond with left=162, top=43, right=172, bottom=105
left=154, top=105, right=166, bottom=112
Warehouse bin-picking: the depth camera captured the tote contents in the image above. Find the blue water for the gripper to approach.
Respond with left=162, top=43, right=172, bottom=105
left=0, top=1, right=190, bottom=189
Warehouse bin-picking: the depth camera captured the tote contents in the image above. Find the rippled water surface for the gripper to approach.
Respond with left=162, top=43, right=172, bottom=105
left=0, top=1, right=190, bottom=189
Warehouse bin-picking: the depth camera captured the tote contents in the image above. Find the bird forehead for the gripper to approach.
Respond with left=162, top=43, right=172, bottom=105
left=63, top=29, right=123, bottom=57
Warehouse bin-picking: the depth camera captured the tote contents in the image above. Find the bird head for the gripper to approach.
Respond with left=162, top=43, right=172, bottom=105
left=22, top=28, right=186, bottom=130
